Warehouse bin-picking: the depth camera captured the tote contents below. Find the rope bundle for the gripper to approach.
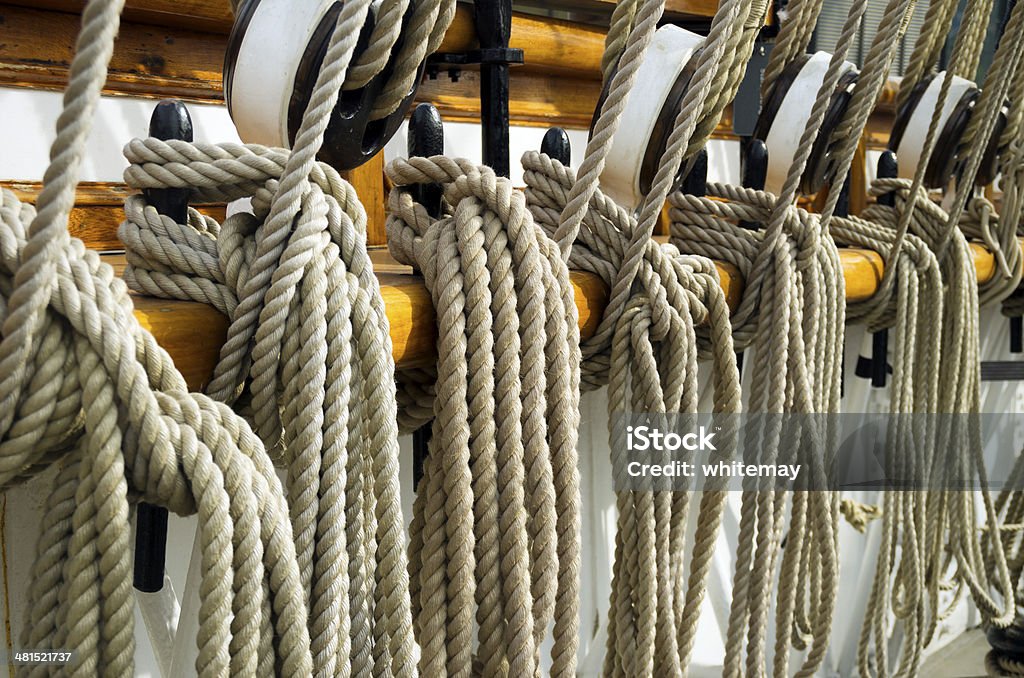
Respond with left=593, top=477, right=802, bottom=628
left=524, top=149, right=742, bottom=676
left=838, top=179, right=1017, bottom=676
left=383, top=156, right=583, bottom=677
left=1, top=0, right=461, bottom=674
left=791, top=0, right=1024, bottom=670
left=669, top=185, right=844, bottom=677
left=1, top=0, right=316, bottom=675
left=121, top=141, right=419, bottom=675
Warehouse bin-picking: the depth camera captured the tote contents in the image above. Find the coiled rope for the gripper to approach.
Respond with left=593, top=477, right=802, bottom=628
left=1, top=0, right=319, bottom=675
left=383, top=156, right=582, bottom=677
left=534, top=0, right=845, bottom=673
left=768, top=0, right=1021, bottom=671
left=131, top=1, right=581, bottom=677
left=117, top=0, right=452, bottom=674
left=863, top=2, right=1021, bottom=673
left=665, top=1, right=918, bottom=673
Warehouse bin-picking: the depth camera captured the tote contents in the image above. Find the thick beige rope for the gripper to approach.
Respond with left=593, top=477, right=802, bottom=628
left=668, top=2, right=935, bottom=675
left=384, top=156, right=582, bottom=678
left=815, top=0, right=1021, bottom=672
left=121, top=0, right=455, bottom=675
left=524, top=149, right=742, bottom=676
left=0, top=0, right=319, bottom=676
left=528, top=0, right=848, bottom=674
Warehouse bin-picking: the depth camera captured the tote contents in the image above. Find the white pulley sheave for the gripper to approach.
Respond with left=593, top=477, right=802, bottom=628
left=892, top=72, right=976, bottom=184
left=760, top=51, right=858, bottom=195
left=598, top=25, right=704, bottom=208
left=224, top=0, right=336, bottom=148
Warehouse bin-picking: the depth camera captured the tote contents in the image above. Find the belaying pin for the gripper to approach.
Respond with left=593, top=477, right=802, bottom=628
left=134, top=100, right=193, bottom=594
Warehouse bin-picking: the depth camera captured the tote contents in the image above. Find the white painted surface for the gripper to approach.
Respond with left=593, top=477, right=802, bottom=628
left=594, top=25, right=704, bottom=208
left=763, top=52, right=856, bottom=195
left=0, top=88, right=240, bottom=184
left=895, top=73, right=974, bottom=181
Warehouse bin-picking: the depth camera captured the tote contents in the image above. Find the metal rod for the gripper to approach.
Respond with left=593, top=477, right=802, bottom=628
left=408, top=103, right=444, bottom=491
left=133, top=99, right=193, bottom=594
left=474, top=0, right=513, bottom=177
left=870, top=150, right=898, bottom=389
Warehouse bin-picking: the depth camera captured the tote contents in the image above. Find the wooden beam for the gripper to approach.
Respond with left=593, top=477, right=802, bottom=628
left=0, top=4, right=609, bottom=128
left=0, top=3, right=903, bottom=137
left=0, top=4, right=227, bottom=103
left=343, top=154, right=387, bottom=246
left=2, top=182, right=226, bottom=251
left=118, top=241, right=1002, bottom=391
left=9, top=0, right=721, bottom=35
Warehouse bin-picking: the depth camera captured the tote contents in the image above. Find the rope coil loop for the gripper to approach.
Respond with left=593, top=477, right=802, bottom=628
left=385, top=155, right=582, bottom=677
left=524, top=148, right=743, bottom=675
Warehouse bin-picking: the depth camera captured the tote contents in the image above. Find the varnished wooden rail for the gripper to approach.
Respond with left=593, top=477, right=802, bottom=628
left=0, top=3, right=606, bottom=127
left=15, top=0, right=722, bottom=34
left=118, top=242, right=999, bottom=391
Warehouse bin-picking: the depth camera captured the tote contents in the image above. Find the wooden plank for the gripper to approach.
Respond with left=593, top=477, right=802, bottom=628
left=438, top=8, right=606, bottom=77
left=113, top=252, right=615, bottom=387
left=0, top=4, right=608, bottom=128
left=12, top=0, right=234, bottom=34
left=3, top=181, right=226, bottom=251
left=0, top=3, right=900, bottom=137
left=0, top=4, right=226, bottom=103
left=117, top=241, right=1004, bottom=391
left=0, top=3, right=607, bottom=82
left=132, top=292, right=229, bottom=390
left=421, top=68, right=602, bottom=128
left=9, top=0, right=721, bottom=35
left=342, top=155, right=387, bottom=246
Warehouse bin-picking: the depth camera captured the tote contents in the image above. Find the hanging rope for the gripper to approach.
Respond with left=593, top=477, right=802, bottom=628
left=523, top=148, right=742, bottom=675
left=22, top=0, right=1024, bottom=676
left=9, top=0, right=458, bottom=675
left=531, top=0, right=848, bottom=673
left=383, top=156, right=582, bottom=677
left=0, top=0, right=317, bottom=675
left=666, top=4, right=895, bottom=675
left=809, top=0, right=1021, bottom=671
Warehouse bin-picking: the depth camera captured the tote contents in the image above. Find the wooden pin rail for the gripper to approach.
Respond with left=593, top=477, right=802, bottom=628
left=117, top=242, right=1000, bottom=391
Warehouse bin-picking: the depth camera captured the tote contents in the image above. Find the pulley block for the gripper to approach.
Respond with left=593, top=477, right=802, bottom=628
left=753, top=51, right=859, bottom=196
left=889, top=73, right=1007, bottom=188
left=224, top=0, right=422, bottom=170
left=593, top=25, right=705, bottom=208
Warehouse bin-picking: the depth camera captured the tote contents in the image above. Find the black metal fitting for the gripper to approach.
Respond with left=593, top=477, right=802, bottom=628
left=541, top=127, right=572, bottom=166
left=408, top=103, right=445, bottom=491
left=133, top=99, right=192, bottom=595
